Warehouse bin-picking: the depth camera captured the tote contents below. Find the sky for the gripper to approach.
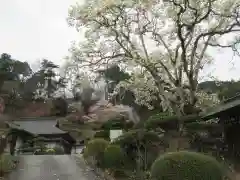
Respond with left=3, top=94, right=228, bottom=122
left=0, top=0, right=240, bottom=81
left=0, top=0, right=81, bottom=71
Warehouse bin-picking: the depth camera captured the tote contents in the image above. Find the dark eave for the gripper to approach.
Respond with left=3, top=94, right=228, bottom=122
left=202, top=98, right=240, bottom=120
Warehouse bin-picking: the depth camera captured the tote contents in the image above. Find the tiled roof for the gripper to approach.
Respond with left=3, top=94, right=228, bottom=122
left=202, top=97, right=240, bottom=119
left=9, top=117, right=66, bottom=135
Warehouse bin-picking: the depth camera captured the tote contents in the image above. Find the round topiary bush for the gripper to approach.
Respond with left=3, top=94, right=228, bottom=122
left=151, top=151, right=225, bottom=180
left=144, top=114, right=179, bottom=131
left=83, top=138, right=109, bottom=166
left=94, top=130, right=110, bottom=140
left=53, top=146, right=65, bottom=155
left=101, top=119, right=125, bottom=130
left=103, top=145, right=125, bottom=169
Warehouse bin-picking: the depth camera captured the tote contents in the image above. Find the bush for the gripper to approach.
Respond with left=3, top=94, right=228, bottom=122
left=113, top=130, right=168, bottom=170
left=145, top=115, right=179, bottom=131
left=94, top=130, right=110, bottom=140
left=101, top=118, right=125, bottom=130
left=151, top=151, right=225, bottom=180
left=0, top=155, right=17, bottom=177
left=53, top=146, right=65, bottom=155
left=103, top=145, right=125, bottom=169
left=83, top=138, right=109, bottom=166
left=51, top=97, right=68, bottom=116
left=145, top=113, right=201, bottom=131
left=45, top=148, right=55, bottom=155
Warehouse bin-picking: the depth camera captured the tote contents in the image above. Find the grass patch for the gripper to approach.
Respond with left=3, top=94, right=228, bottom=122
left=0, top=154, right=18, bottom=177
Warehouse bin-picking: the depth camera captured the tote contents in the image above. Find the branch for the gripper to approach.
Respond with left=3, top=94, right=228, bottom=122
left=137, top=9, right=150, bottom=61
left=152, top=32, right=175, bottom=63
left=194, top=36, right=212, bottom=81
left=208, top=40, right=240, bottom=56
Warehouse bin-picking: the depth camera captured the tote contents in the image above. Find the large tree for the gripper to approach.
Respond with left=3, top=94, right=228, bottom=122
left=0, top=53, right=33, bottom=111
left=0, top=53, right=32, bottom=90
left=24, top=59, right=66, bottom=100
left=67, top=0, right=239, bottom=115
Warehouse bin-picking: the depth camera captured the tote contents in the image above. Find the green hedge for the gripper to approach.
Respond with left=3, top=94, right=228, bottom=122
left=101, top=119, right=134, bottom=130
left=83, top=138, right=109, bottom=167
left=103, top=145, right=125, bottom=169
left=53, top=146, right=65, bottom=155
left=113, top=129, right=168, bottom=170
left=151, top=151, right=225, bottom=180
left=94, top=130, right=110, bottom=140
left=144, top=115, right=179, bottom=130
left=144, top=113, right=200, bottom=131
left=0, top=155, right=17, bottom=177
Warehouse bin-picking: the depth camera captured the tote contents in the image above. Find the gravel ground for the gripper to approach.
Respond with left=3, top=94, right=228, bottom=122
left=8, top=155, right=100, bottom=180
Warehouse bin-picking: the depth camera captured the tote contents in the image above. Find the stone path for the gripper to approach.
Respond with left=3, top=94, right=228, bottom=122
left=8, top=155, right=100, bottom=180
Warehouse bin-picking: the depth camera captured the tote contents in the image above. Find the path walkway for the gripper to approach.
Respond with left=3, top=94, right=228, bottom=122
left=8, top=155, right=100, bottom=180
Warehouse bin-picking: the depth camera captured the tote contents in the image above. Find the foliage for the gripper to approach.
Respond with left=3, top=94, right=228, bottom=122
left=0, top=155, right=17, bottom=176
left=0, top=53, right=33, bottom=111
left=83, top=138, right=109, bottom=166
left=41, top=146, right=65, bottom=155
left=113, top=129, right=168, bottom=170
left=94, top=130, right=110, bottom=140
left=151, top=151, right=225, bottom=180
left=69, top=74, right=104, bottom=115
left=199, top=80, right=240, bottom=101
left=145, top=112, right=201, bottom=131
left=53, top=146, right=65, bottom=155
left=101, top=117, right=134, bottom=130
left=67, top=0, right=240, bottom=115
left=114, top=130, right=167, bottom=149
left=51, top=97, right=68, bottom=116
left=103, top=145, right=125, bottom=169
left=144, top=114, right=179, bottom=131
left=45, top=148, right=55, bottom=155
left=0, top=53, right=32, bottom=84
left=147, top=113, right=172, bottom=122
left=25, top=59, right=66, bottom=100
left=97, top=65, right=131, bottom=93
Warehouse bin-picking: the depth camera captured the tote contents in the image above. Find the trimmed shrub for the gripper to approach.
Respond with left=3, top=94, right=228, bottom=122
left=94, top=130, right=110, bottom=140
left=103, top=145, right=125, bottom=169
left=101, top=119, right=125, bottom=130
left=145, top=115, right=179, bottom=131
left=113, top=130, right=168, bottom=170
left=151, top=151, right=225, bottom=180
left=53, top=146, right=65, bottom=155
left=145, top=113, right=200, bottom=131
left=181, top=114, right=201, bottom=123
left=0, top=155, right=17, bottom=177
left=83, top=138, right=109, bottom=166
left=45, top=148, right=55, bottom=155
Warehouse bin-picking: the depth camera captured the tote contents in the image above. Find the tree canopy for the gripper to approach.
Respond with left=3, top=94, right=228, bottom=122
left=66, top=0, right=239, bottom=114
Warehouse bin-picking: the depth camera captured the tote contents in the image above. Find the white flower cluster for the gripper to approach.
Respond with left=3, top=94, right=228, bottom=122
left=196, top=91, right=220, bottom=110
left=113, top=72, right=159, bottom=110
left=67, top=0, right=240, bottom=113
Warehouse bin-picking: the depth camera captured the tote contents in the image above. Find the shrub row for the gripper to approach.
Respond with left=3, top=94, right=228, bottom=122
left=84, top=137, right=227, bottom=180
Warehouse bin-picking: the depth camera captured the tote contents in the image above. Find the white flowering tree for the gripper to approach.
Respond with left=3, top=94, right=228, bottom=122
left=67, top=0, right=240, bottom=116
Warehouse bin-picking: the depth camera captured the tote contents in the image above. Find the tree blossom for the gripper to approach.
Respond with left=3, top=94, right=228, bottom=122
left=196, top=91, right=220, bottom=110
left=67, top=0, right=240, bottom=115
